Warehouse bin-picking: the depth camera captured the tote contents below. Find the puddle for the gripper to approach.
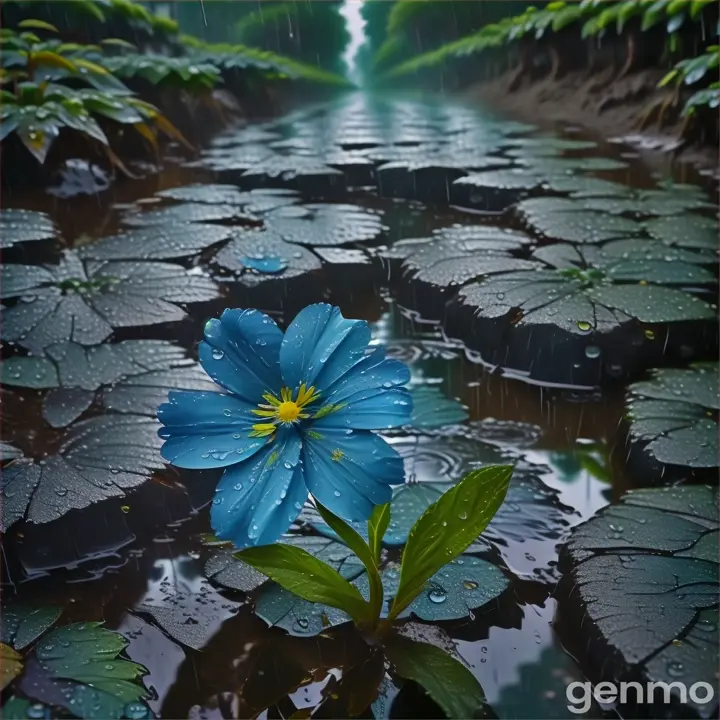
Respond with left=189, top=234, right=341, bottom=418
left=2, top=92, right=717, bottom=719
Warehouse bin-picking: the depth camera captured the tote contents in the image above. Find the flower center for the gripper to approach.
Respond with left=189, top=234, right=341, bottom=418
left=277, top=401, right=301, bottom=423
left=250, top=383, right=322, bottom=437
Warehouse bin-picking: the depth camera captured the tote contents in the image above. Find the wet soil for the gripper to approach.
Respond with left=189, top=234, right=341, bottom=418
left=466, top=68, right=719, bottom=176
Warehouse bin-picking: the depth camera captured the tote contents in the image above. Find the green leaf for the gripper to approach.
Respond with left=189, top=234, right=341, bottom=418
left=237, top=543, right=372, bottom=625
left=27, top=622, right=148, bottom=718
left=641, top=0, right=668, bottom=30
left=18, top=19, right=59, bottom=33
left=384, top=634, right=486, bottom=719
left=389, top=465, right=512, bottom=620
left=658, top=68, right=679, bottom=87
left=314, top=501, right=384, bottom=621
left=100, top=38, right=137, bottom=49
left=1, top=604, right=62, bottom=650
left=368, top=503, right=391, bottom=565
left=2, top=698, right=37, bottom=719
left=16, top=109, right=60, bottom=163
left=30, top=50, right=77, bottom=73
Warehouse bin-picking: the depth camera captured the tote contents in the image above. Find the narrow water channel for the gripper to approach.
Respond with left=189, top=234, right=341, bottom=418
left=2, top=92, right=717, bottom=718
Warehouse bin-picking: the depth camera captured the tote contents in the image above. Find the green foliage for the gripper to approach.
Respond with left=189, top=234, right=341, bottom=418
left=230, top=466, right=510, bottom=714
left=237, top=542, right=374, bottom=626
left=368, top=503, right=391, bottom=565
left=0, top=605, right=148, bottom=720
left=233, top=1, right=350, bottom=74
left=3, top=0, right=178, bottom=48
left=235, top=465, right=512, bottom=631
left=375, top=1, right=532, bottom=73
left=181, top=37, right=352, bottom=88
left=381, top=0, right=717, bottom=81
left=0, top=24, right=192, bottom=163
left=103, top=53, right=221, bottom=89
left=388, top=466, right=512, bottom=620
left=384, top=633, right=487, bottom=718
left=659, top=46, right=719, bottom=86
left=315, top=501, right=385, bottom=621
left=683, top=82, right=720, bottom=115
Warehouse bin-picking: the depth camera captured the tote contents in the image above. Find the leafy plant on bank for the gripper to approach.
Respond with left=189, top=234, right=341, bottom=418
left=383, top=0, right=718, bottom=84
left=0, top=23, right=188, bottom=165
left=180, top=36, right=353, bottom=88
left=232, top=1, right=350, bottom=75
left=2, top=0, right=179, bottom=50
left=638, top=44, right=719, bottom=139
left=234, top=465, right=512, bottom=717
left=102, top=53, right=222, bottom=91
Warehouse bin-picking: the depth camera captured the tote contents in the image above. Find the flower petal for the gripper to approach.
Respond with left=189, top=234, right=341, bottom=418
left=211, top=428, right=306, bottom=548
left=280, top=304, right=371, bottom=392
left=200, top=308, right=283, bottom=403
left=313, top=387, right=412, bottom=430
left=313, top=347, right=412, bottom=429
left=158, top=390, right=267, bottom=469
left=302, top=427, right=403, bottom=521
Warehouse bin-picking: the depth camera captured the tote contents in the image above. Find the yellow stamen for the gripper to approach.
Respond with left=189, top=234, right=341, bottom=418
left=331, top=448, right=344, bottom=462
left=248, top=384, right=322, bottom=437
left=250, top=423, right=276, bottom=437
left=262, top=392, right=281, bottom=407
left=251, top=408, right=277, bottom=418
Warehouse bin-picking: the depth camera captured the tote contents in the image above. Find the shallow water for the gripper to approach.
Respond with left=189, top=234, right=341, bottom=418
left=2, top=92, right=717, bottom=719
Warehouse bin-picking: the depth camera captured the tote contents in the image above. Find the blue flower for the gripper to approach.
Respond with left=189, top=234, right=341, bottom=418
left=158, top=304, right=412, bottom=548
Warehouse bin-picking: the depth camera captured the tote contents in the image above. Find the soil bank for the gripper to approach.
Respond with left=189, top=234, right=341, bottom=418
left=465, top=67, right=719, bottom=178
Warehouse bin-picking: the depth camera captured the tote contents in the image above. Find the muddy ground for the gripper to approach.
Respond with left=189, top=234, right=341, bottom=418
left=466, top=67, right=719, bottom=177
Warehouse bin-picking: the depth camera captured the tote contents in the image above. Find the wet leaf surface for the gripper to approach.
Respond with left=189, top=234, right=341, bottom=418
left=21, top=622, right=149, bottom=719
left=453, top=240, right=715, bottom=341
left=626, top=363, right=719, bottom=468
left=408, top=386, right=469, bottom=429
left=262, top=203, right=386, bottom=247
left=303, top=441, right=574, bottom=580
left=156, top=185, right=299, bottom=215
left=359, top=558, right=509, bottom=621
left=122, top=203, right=257, bottom=228
left=214, top=230, right=321, bottom=283
left=1, top=442, right=23, bottom=461
left=0, top=209, right=56, bottom=250
left=80, top=224, right=234, bottom=261
left=1, top=252, right=219, bottom=353
left=1, top=415, right=164, bottom=531
left=560, top=485, right=718, bottom=716
left=514, top=198, right=644, bottom=244
left=136, top=578, right=242, bottom=651
left=391, top=225, right=536, bottom=290
left=2, top=340, right=215, bottom=427
left=207, top=535, right=365, bottom=597
left=253, top=582, right=352, bottom=636
left=1, top=604, right=62, bottom=650
left=644, top=214, right=718, bottom=250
